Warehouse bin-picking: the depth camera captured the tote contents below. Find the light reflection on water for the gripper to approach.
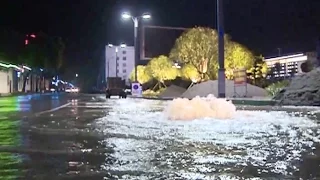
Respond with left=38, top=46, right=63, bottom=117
left=95, top=99, right=320, bottom=179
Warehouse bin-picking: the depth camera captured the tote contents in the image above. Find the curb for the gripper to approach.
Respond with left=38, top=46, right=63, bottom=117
left=130, top=96, right=278, bottom=106
left=230, top=99, right=278, bottom=106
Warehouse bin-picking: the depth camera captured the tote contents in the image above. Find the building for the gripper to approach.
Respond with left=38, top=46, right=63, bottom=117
left=105, top=45, right=135, bottom=85
left=0, top=62, right=21, bottom=94
left=264, top=52, right=316, bottom=78
left=0, top=62, right=51, bottom=95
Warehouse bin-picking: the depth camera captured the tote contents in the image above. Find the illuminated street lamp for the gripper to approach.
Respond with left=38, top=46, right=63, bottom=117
left=121, top=12, right=151, bottom=83
left=120, top=43, right=127, bottom=48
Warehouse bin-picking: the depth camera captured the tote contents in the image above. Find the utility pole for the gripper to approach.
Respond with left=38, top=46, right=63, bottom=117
left=217, top=0, right=226, bottom=98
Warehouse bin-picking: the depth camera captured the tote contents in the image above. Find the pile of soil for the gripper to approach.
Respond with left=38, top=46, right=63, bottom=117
left=158, top=85, right=187, bottom=98
left=274, top=68, right=320, bottom=106
left=181, top=80, right=268, bottom=99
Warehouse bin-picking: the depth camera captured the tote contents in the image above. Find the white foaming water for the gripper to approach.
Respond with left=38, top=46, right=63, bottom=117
left=93, top=96, right=320, bottom=179
left=164, top=94, right=236, bottom=120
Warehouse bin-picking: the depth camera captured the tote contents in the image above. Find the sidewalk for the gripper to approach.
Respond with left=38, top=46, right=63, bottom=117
left=0, top=92, right=55, bottom=98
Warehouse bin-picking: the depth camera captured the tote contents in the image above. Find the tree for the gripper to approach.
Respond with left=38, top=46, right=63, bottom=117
left=19, top=32, right=50, bottom=92
left=169, top=27, right=219, bottom=80
left=146, top=55, right=179, bottom=88
left=300, top=60, right=313, bottom=73
left=170, top=27, right=255, bottom=80
left=53, top=37, right=65, bottom=74
left=129, top=65, right=152, bottom=84
left=180, top=64, right=201, bottom=88
left=246, top=55, right=269, bottom=87
left=19, top=33, right=66, bottom=92
left=180, top=63, right=201, bottom=82
left=225, top=42, right=255, bottom=79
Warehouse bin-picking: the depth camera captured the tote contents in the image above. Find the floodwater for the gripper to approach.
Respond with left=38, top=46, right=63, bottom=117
left=0, top=94, right=320, bottom=179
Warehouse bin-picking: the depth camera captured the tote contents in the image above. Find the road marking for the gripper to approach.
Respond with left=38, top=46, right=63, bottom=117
left=35, top=102, right=72, bottom=116
left=72, top=105, right=110, bottom=108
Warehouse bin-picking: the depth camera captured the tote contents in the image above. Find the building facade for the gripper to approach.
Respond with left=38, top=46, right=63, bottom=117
left=105, top=45, right=135, bottom=85
left=0, top=62, right=50, bottom=95
left=264, top=52, right=316, bottom=79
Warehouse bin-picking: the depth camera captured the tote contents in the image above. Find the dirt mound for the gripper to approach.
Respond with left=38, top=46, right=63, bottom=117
left=181, top=80, right=268, bottom=99
left=159, top=85, right=186, bottom=98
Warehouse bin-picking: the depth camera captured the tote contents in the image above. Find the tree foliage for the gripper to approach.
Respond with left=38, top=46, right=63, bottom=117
left=246, top=56, right=269, bottom=87
left=180, top=64, right=201, bottom=82
left=225, top=42, right=255, bottom=79
left=170, top=27, right=255, bottom=80
left=146, top=55, right=179, bottom=84
left=300, top=60, right=313, bottom=73
left=129, top=65, right=152, bottom=84
left=169, top=27, right=218, bottom=79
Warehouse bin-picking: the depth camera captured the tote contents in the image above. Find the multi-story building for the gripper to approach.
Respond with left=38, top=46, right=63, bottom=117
left=264, top=52, right=316, bottom=79
left=105, top=45, right=135, bottom=85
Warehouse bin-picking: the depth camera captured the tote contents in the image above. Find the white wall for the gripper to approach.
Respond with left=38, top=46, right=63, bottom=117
left=106, top=45, right=135, bottom=85
left=0, top=69, right=13, bottom=94
left=0, top=70, right=8, bottom=94
left=7, top=69, right=13, bottom=93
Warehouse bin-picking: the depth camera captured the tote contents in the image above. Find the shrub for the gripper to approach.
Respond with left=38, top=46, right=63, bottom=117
left=300, top=60, right=313, bottom=73
left=265, top=80, right=289, bottom=96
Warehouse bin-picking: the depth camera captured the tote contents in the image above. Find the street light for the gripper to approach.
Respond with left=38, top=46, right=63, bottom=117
left=120, top=43, right=127, bottom=48
left=142, top=14, right=151, bottom=19
left=107, top=43, right=127, bottom=77
left=121, top=12, right=151, bottom=83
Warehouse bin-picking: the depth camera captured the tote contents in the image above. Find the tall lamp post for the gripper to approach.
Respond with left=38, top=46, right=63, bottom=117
left=217, top=0, right=226, bottom=98
left=108, top=43, right=127, bottom=77
left=121, top=12, right=151, bottom=83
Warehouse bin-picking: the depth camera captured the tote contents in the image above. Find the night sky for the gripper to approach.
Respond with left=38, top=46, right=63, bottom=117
left=1, top=0, right=320, bottom=70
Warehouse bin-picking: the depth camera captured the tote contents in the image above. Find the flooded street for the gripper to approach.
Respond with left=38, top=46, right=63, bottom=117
left=0, top=93, right=319, bottom=179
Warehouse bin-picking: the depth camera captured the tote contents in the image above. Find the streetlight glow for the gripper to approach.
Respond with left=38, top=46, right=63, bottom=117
left=121, top=12, right=131, bottom=19
left=142, top=14, right=151, bottom=19
left=108, top=44, right=113, bottom=47
left=120, top=43, right=127, bottom=48
left=120, top=11, right=151, bottom=85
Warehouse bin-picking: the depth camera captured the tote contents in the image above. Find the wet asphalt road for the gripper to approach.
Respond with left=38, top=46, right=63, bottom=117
left=0, top=93, right=110, bottom=180
left=0, top=93, right=320, bottom=180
